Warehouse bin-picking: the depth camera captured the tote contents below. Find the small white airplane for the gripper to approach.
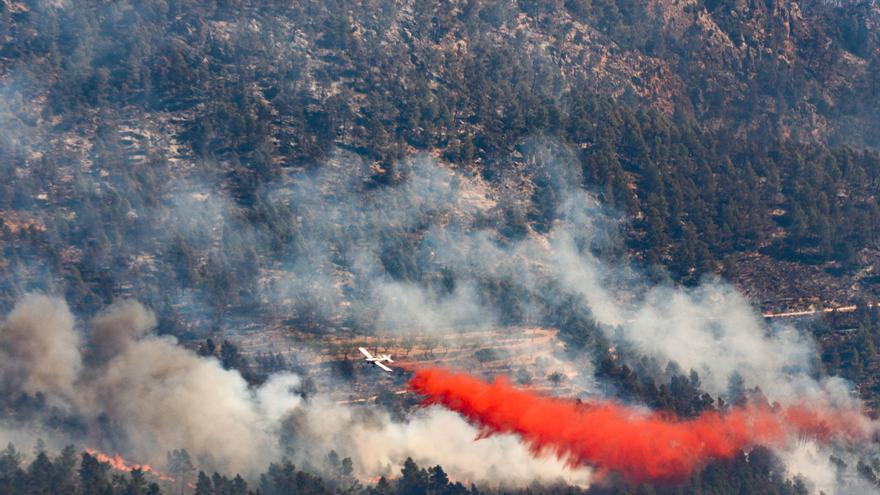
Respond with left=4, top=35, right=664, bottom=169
left=358, top=347, right=394, bottom=372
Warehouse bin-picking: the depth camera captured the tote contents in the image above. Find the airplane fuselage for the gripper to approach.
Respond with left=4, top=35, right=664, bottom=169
left=358, top=347, right=394, bottom=371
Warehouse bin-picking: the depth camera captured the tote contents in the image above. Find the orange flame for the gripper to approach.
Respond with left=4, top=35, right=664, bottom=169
left=85, top=448, right=175, bottom=482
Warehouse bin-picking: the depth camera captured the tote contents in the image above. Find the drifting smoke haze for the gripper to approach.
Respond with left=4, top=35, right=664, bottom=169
left=1, top=146, right=879, bottom=492
left=202, top=147, right=880, bottom=491
left=261, top=153, right=499, bottom=333
left=266, top=147, right=849, bottom=403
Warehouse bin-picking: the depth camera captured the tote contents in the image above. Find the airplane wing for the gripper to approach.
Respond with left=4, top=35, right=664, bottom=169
left=358, top=347, right=374, bottom=359
left=374, top=362, right=393, bottom=372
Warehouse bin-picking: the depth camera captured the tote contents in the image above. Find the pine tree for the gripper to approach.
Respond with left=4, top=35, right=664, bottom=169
left=79, top=453, right=113, bottom=495
left=194, top=471, right=214, bottom=495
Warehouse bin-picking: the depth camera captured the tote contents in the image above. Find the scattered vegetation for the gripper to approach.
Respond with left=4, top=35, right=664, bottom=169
left=0, top=444, right=814, bottom=495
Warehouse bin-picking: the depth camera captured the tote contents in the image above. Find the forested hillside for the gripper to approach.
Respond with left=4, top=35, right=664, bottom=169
left=4, top=0, right=880, bottom=494
left=3, top=0, right=880, bottom=312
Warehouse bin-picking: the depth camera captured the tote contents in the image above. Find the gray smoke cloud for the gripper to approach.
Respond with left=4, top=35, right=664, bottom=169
left=1, top=295, right=295, bottom=475
left=0, top=294, right=590, bottom=485
left=88, top=299, right=157, bottom=363
left=0, top=293, right=81, bottom=402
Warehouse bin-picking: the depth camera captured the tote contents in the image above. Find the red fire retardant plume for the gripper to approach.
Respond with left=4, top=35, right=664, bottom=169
left=407, top=367, right=872, bottom=484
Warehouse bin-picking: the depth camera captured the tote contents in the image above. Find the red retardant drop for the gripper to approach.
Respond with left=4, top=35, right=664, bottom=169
left=408, top=367, right=872, bottom=484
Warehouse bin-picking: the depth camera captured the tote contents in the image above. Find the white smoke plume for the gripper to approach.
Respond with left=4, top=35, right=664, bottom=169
left=284, top=398, right=592, bottom=487
left=261, top=148, right=843, bottom=401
